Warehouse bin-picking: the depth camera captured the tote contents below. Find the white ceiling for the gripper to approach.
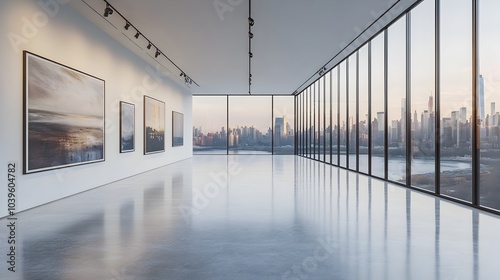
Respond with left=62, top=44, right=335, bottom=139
left=71, top=0, right=419, bottom=95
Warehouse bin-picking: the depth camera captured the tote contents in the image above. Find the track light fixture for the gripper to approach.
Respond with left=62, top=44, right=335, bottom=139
left=249, top=31, right=254, bottom=39
left=249, top=52, right=253, bottom=59
left=104, top=4, right=113, bottom=17
left=184, top=76, right=193, bottom=85
left=97, top=1, right=198, bottom=87
left=318, top=66, right=327, bottom=76
left=248, top=17, right=254, bottom=26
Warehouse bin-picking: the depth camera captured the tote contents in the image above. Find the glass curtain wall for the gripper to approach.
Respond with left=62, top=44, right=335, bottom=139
left=273, top=96, right=295, bottom=155
left=440, top=0, right=473, bottom=202
left=479, top=0, right=500, bottom=210
left=228, top=96, right=272, bottom=154
left=193, top=96, right=228, bottom=154
left=325, top=71, right=332, bottom=164
left=348, top=54, right=358, bottom=171
left=410, top=0, right=436, bottom=192
left=332, top=68, right=339, bottom=165
left=387, top=17, right=407, bottom=184
left=371, top=33, right=386, bottom=178
left=292, top=0, right=500, bottom=214
left=319, top=78, right=325, bottom=161
left=359, top=44, right=370, bottom=174
left=308, top=87, right=313, bottom=158
left=339, top=61, right=348, bottom=167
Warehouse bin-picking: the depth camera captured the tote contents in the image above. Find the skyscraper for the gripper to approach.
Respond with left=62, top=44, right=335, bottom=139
left=413, top=110, right=418, bottom=132
left=377, top=112, right=385, bottom=132
left=479, top=74, right=485, bottom=121
left=428, top=95, right=433, bottom=113
left=460, top=107, right=467, bottom=123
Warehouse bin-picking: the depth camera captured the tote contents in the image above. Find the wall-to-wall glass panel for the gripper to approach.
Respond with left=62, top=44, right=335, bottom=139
left=479, top=0, right=500, bottom=210
left=302, top=92, right=306, bottom=156
left=308, top=87, right=313, bottom=158
left=325, top=71, right=332, bottom=164
left=387, top=17, right=407, bottom=183
left=315, top=84, right=318, bottom=160
left=371, top=33, right=386, bottom=178
left=297, top=94, right=300, bottom=155
left=349, top=54, right=358, bottom=171
left=193, top=96, right=228, bottom=154
left=359, top=44, right=370, bottom=174
left=228, top=96, right=272, bottom=154
left=339, top=61, right=348, bottom=167
left=301, top=89, right=309, bottom=157
left=295, top=0, right=500, bottom=214
left=410, top=0, right=436, bottom=192
left=332, top=68, right=339, bottom=165
left=273, top=96, right=295, bottom=155
left=318, top=80, right=324, bottom=161
left=312, top=84, right=316, bottom=159
left=440, top=0, right=472, bottom=201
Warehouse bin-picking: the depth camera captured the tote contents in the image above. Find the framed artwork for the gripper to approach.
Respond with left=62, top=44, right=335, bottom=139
left=144, top=96, right=165, bottom=154
left=120, top=101, right=135, bottom=153
left=23, top=51, right=105, bottom=174
left=172, top=111, right=184, bottom=147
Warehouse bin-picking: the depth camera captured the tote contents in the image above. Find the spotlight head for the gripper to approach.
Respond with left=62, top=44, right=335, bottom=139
left=124, top=22, right=131, bottom=30
left=147, top=42, right=152, bottom=49
left=180, top=72, right=185, bottom=77
left=249, top=52, right=253, bottom=58
left=155, top=49, right=161, bottom=58
left=134, top=31, right=140, bottom=39
left=104, top=4, right=113, bottom=17
left=249, top=32, right=254, bottom=39
left=248, top=17, right=255, bottom=26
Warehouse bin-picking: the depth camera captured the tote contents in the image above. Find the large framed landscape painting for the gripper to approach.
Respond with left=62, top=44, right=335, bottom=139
left=144, top=96, right=165, bottom=154
left=24, top=51, right=105, bottom=174
left=120, top=101, right=135, bottom=153
left=172, top=111, right=184, bottom=147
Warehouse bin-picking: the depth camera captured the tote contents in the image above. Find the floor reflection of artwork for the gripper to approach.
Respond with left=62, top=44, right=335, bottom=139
left=24, top=52, right=105, bottom=174
left=144, top=96, right=165, bottom=154
left=120, top=102, right=135, bottom=153
left=172, top=111, right=184, bottom=147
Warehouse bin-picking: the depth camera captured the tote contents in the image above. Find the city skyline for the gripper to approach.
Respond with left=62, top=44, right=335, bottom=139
left=193, top=116, right=294, bottom=148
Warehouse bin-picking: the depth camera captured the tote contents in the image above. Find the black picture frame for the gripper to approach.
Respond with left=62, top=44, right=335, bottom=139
left=23, top=51, right=105, bottom=174
left=144, top=96, right=165, bottom=154
left=120, top=101, right=135, bottom=153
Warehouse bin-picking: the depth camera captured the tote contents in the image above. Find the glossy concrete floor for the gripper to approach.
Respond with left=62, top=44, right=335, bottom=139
left=1, top=155, right=500, bottom=280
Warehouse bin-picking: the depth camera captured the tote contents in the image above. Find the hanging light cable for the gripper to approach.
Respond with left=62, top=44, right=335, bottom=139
left=248, top=0, right=253, bottom=95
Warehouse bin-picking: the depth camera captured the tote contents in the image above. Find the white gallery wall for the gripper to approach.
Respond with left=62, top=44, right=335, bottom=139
left=0, top=0, right=193, bottom=217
